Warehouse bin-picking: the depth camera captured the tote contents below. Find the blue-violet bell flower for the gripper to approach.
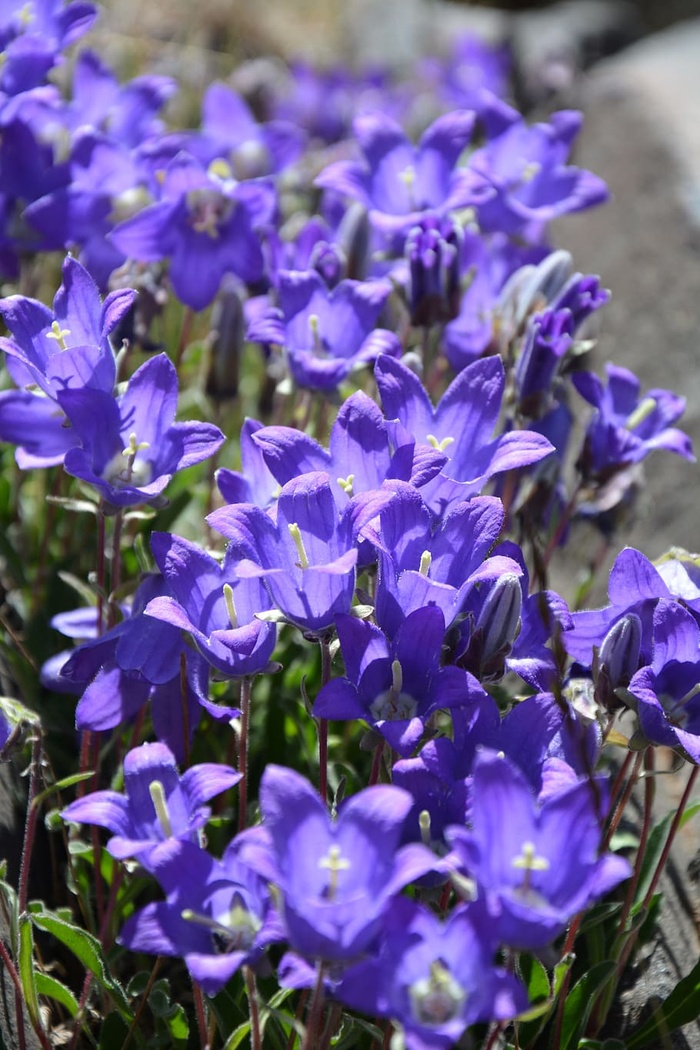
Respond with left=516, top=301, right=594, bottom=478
left=61, top=741, right=240, bottom=869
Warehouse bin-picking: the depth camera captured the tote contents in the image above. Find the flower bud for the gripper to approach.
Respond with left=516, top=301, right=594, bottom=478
left=599, top=613, right=642, bottom=692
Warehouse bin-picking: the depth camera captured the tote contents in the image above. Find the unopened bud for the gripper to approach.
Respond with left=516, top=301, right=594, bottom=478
left=477, top=573, right=522, bottom=665
left=599, top=614, right=642, bottom=691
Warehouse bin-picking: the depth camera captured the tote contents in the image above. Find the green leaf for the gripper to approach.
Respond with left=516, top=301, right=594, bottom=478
left=19, top=913, right=42, bottom=1033
left=98, top=1012, right=131, bottom=1050
left=223, top=1021, right=251, bottom=1050
left=33, top=771, right=94, bottom=810
left=35, top=972, right=79, bottom=1017
left=626, top=955, right=700, bottom=1048
left=559, top=961, right=616, bottom=1050
left=679, top=799, right=700, bottom=829
left=633, top=811, right=674, bottom=908
left=31, top=909, right=132, bottom=1020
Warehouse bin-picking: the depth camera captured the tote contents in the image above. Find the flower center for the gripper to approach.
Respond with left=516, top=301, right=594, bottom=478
left=182, top=891, right=261, bottom=955
left=46, top=320, right=70, bottom=351
left=409, top=960, right=466, bottom=1026
left=186, top=188, right=233, bottom=239
left=318, top=843, right=351, bottom=901
left=105, top=432, right=152, bottom=489
left=369, top=660, right=418, bottom=722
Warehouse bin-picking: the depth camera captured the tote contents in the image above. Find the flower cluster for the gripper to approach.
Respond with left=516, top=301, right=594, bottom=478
left=0, top=7, right=696, bottom=1050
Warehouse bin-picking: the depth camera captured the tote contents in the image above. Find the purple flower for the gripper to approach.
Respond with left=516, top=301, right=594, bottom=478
left=0, top=254, right=134, bottom=467
left=61, top=742, right=239, bottom=869
left=573, top=363, right=694, bottom=480
left=238, top=764, right=436, bottom=962
left=0, top=253, right=133, bottom=397
left=466, top=111, right=608, bottom=237
left=514, top=307, right=574, bottom=415
left=208, top=472, right=386, bottom=635
left=215, top=417, right=279, bottom=509
left=337, top=898, right=527, bottom=1049
left=56, top=352, right=224, bottom=508
left=65, top=49, right=176, bottom=148
left=119, top=838, right=284, bottom=995
left=250, top=390, right=445, bottom=513
left=144, top=531, right=277, bottom=678
left=315, top=111, right=476, bottom=238
left=361, top=482, right=520, bottom=638
left=565, top=547, right=700, bottom=669
left=168, top=80, right=305, bottom=178
left=315, top=606, right=483, bottom=755
left=446, top=751, right=631, bottom=949
left=375, top=354, right=553, bottom=512
left=627, top=600, right=700, bottom=762
left=110, top=153, right=276, bottom=310
left=55, top=573, right=236, bottom=760
left=25, top=131, right=150, bottom=289
left=405, top=213, right=462, bottom=327
left=247, top=268, right=400, bottom=392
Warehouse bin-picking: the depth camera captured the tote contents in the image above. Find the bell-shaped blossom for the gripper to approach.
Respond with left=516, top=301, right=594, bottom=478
left=466, top=111, right=608, bottom=237
left=250, top=391, right=445, bottom=512
left=25, top=131, right=151, bottom=289
left=56, top=352, right=224, bottom=508
left=247, top=268, right=399, bottom=392
left=446, top=751, right=631, bottom=950
left=375, top=354, right=553, bottom=513
left=215, top=417, right=279, bottom=509
left=627, top=600, right=700, bottom=762
left=55, top=573, right=236, bottom=759
left=442, top=231, right=544, bottom=370
left=62, top=49, right=176, bottom=148
left=61, top=741, right=239, bottom=868
left=573, top=362, right=694, bottom=480
left=337, top=898, right=527, bottom=1049
left=565, top=547, right=700, bottom=668
left=361, top=483, right=520, bottom=638
left=0, top=254, right=135, bottom=468
left=238, top=764, right=436, bottom=962
left=144, top=531, right=277, bottom=678
left=315, top=606, right=483, bottom=755
left=394, top=692, right=598, bottom=869
left=208, top=471, right=388, bottom=635
left=0, top=0, right=96, bottom=94
left=0, top=253, right=132, bottom=395
left=164, top=80, right=305, bottom=179
left=315, top=110, right=477, bottom=238
left=119, top=838, right=285, bottom=995
left=110, top=152, right=276, bottom=310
